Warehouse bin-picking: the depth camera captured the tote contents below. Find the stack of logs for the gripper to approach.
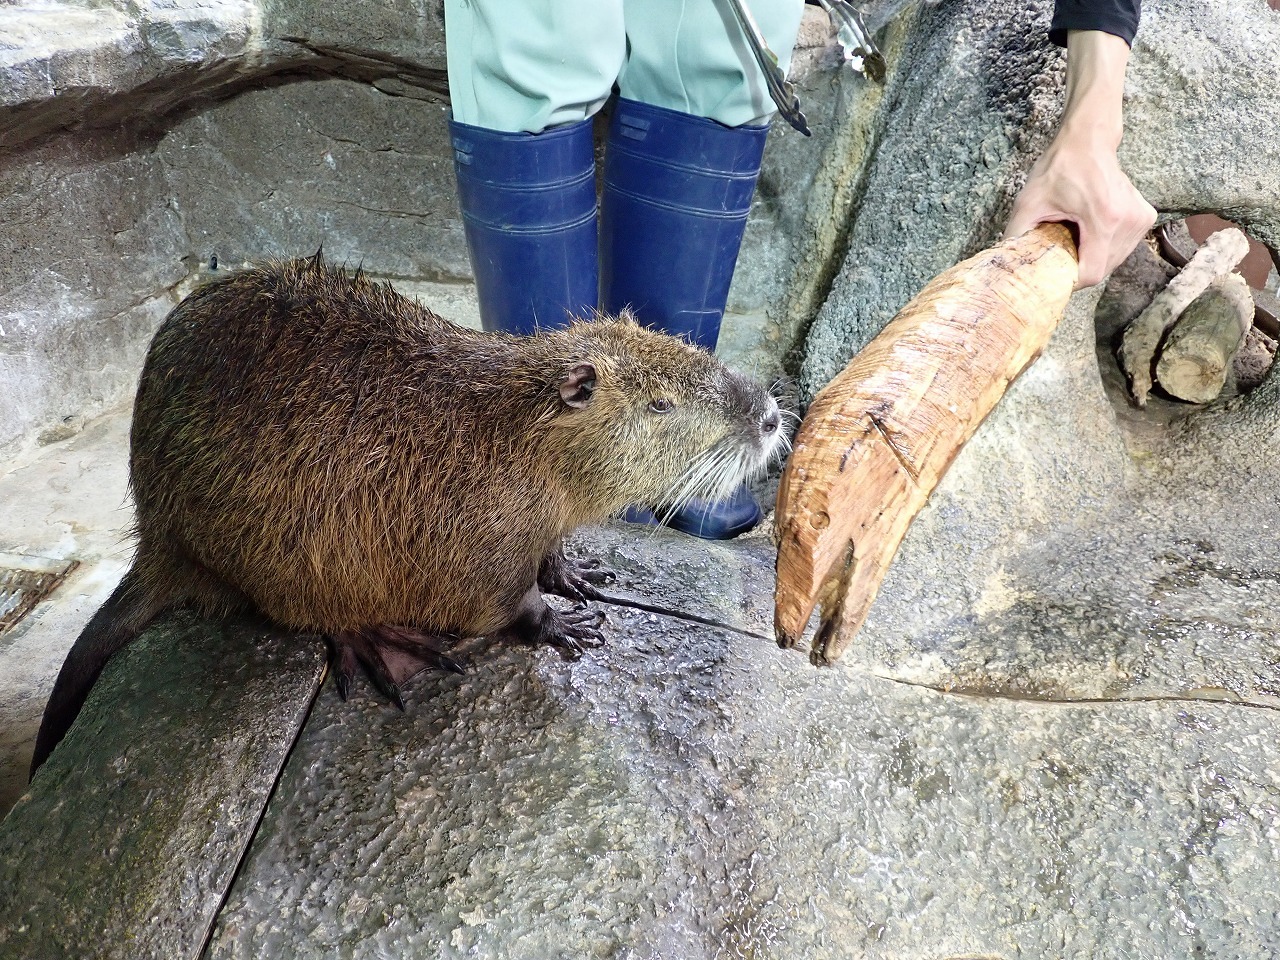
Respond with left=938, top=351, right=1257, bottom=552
left=1118, top=223, right=1279, bottom=406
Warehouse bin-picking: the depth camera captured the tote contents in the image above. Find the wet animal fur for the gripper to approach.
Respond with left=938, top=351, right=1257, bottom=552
left=31, top=253, right=782, bottom=774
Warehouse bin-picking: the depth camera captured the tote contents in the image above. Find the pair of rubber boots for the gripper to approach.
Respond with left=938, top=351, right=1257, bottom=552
left=450, top=99, right=767, bottom=540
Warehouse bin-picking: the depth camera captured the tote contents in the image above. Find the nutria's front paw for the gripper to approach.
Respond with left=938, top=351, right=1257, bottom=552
left=539, top=605, right=607, bottom=656
left=538, top=549, right=616, bottom=603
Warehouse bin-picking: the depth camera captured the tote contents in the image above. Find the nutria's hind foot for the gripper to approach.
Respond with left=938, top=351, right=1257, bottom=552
left=500, top=587, right=606, bottom=660
left=538, top=549, right=616, bottom=603
left=328, top=625, right=464, bottom=709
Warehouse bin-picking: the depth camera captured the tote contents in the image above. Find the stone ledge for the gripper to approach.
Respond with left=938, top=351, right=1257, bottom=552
left=0, top=614, right=325, bottom=960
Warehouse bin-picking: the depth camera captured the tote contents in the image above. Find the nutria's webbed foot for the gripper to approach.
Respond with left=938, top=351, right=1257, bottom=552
left=538, top=549, right=616, bottom=603
left=328, top=625, right=464, bottom=709
left=501, top=587, right=606, bottom=660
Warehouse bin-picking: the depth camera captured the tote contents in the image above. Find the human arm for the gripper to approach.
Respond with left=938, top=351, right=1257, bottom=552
left=1003, top=27, right=1156, bottom=289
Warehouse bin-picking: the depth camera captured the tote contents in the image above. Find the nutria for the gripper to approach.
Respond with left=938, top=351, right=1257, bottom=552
left=30, top=253, right=785, bottom=775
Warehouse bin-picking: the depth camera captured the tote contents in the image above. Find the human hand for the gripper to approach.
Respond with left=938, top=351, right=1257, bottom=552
left=1003, top=29, right=1156, bottom=290
left=1005, top=134, right=1156, bottom=289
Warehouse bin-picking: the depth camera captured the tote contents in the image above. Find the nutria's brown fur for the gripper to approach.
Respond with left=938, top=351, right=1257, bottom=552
left=31, top=253, right=783, bottom=774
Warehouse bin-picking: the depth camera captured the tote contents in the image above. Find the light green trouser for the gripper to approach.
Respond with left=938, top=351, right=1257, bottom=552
left=444, top=0, right=806, bottom=132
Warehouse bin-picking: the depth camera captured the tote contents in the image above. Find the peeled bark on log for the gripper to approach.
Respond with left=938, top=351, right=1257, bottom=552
left=1234, top=326, right=1278, bottom=392
left=774, top=223, right=1078, bottom=665
left=1119, top=227, right=1250, bottom=406
left=1154, top=272, right=1254, bottom=403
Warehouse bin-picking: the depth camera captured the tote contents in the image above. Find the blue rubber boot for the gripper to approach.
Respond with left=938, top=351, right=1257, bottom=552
left=601, top=98, right=768, bottom=540
left=450, top=116, right=598, bottom=334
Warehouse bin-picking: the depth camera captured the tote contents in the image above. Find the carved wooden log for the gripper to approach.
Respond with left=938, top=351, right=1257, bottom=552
left=774, top=222, right=1078, bottom=665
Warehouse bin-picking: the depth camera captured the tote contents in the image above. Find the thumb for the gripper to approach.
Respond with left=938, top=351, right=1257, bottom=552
left=1003, top=200, right=1062, bottom=242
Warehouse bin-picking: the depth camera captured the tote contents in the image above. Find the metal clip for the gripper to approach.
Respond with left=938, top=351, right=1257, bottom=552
left=725, top=0, right=811, bottom=136
left=816, top=0, right=887, bottom=82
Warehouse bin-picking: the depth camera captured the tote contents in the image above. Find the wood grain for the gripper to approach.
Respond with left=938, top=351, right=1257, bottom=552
left=774, top=222, right=1079, bottom=664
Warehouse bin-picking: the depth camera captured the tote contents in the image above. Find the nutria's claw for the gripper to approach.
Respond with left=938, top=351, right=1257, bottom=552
left=574, top=561, right=617, bottom=588
left=538, top=549, right=615, bottom=603
left=543, top=607, right=606, bottom=656
left=506, top=605, right=606, bottom=660
left=327, top=625, right=464, bottom=708
left=377, top=625, right=467, bottom=675
left=329, top=630, right=405, bottom=709
left=333, top=642, right=358, bottom=702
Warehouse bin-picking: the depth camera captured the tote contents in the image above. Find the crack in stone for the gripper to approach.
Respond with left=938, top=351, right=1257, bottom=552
left=588, top=592, right=1280, bottom=716
left=866, top=670, right=1280, bottom=714
left=590, top=590, right=773, bottom=644
left=324, top=197, right=436, bottom=220
left=314, top=131, right=423, bottom=157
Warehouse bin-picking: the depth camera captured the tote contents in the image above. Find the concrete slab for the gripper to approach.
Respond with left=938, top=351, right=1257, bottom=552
left=0, top=614, right=325, bottom=960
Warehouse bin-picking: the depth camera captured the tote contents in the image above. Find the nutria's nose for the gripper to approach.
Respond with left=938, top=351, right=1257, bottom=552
left=761, top=408, right=780, bottom=435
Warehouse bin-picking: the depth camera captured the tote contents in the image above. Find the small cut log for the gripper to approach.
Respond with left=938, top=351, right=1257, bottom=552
left=774, top=222, right=1078, bottom=665
left=1119, top=226, right=1250, bottom=406
left=1154, top=272, right=1254, bottom=403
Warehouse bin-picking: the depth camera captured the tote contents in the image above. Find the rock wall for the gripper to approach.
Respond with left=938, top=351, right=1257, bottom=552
left=798, top=0, right=1280, bottom=398
left=0, top=1, right=842, bottom=464
left=0, top=0, right=452, bottom=463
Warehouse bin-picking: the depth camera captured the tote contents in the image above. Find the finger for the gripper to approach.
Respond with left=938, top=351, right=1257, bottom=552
left=1074, top=229, right=1112, bottom=290
left=1002, top=202, right=1049, bottom=241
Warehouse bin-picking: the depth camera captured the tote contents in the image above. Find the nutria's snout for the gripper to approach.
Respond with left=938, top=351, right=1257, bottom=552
left=726, top=371, right=788, bottom=468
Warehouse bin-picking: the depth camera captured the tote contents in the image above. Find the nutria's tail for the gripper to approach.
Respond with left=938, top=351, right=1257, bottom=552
left=29, top=570, right=161, bottom=778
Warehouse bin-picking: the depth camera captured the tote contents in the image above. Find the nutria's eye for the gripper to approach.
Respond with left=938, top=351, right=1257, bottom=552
left=648, top=398, right=673, bottom=414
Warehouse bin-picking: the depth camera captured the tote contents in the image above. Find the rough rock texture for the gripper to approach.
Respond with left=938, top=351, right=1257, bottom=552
left=0, top=0, right=454, bottom=464
left=199, top=524, right=1280, bottom=960
left=0, top=0, right=448, bottom=151
left=798, top=0, right=1280, bottom=400
left=0, top=615, right=325, bottom=960
left=156, top=80, right=467, bottom=280
left=0, top=1, right=837, bottom=464
left=1122, top=1, right=1280, bottom=254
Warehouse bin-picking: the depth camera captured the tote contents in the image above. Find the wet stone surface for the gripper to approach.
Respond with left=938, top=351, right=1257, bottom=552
left=201, top=524, right=1280, bottom=960
left=0, top=614, right=325, bottom=960
left=846, top=284, right=1280, bottom=711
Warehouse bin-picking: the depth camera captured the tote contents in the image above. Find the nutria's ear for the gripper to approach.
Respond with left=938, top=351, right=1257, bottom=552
left=559, top=363, right=596, bottom=409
